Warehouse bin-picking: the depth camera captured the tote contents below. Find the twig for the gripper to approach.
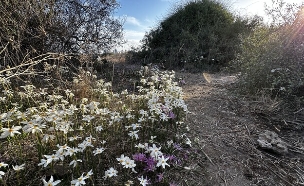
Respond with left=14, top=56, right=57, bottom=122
left=217, top=171, right=228, bottom=186
left=216, top=129, right=243, bottom=135
left=0, top=53, right=71, bottom=80
left=264, top=163, right=294, bottom=186
left=245, top=124, right=250, bottom=136
left=196, top=144, right=215, bottom=166
left=294, top=108, right=304, bottom=114
left=285, top=120, right=303, bottom=126
left=288, top=148, right=304, bottom=155
left=0, top=42, right=9, bottom=55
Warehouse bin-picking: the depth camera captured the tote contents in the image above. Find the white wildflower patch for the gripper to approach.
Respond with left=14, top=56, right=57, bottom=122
left=0, top=68, right=189, bottom=185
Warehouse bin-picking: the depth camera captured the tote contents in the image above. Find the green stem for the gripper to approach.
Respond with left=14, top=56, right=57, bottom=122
left=36, top=133, right=43, bottom=160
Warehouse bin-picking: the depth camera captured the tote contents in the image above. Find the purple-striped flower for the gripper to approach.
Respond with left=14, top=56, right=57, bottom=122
left=144, top=157, right=156, bottom=172
left=133, top=153, right=146, bottom=162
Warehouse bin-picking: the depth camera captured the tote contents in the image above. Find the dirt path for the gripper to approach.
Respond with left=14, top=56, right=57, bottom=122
left=178, top=72, right=304, bottom=186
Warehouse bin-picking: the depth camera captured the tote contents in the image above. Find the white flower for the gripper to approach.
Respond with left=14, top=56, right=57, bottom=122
left=0, top=125, right=22, bottom=138
left=82, top=115, right=95, bottom=122
left=22, top=120, right=45, bottom=134
left=124, top=158, right=136, bottom=169
left=104, top=167, right=118, bottom=178
left=69, top=159, right=82, bottom=168
left=84, top=169, right=93, bottom=179
left=93, top=147, right=105, bottom=156
left=65, top=89, right=74, bottom=99
left=0, top=171, right=4, bottom=179
left=135, top=143, right=145, bottom=149
left=159, top=113, right=169, bottom=121
left=12, top=163, right=25, bottom=171
left=167, top=140, right=173, bottom=147
left=101, top=140, right=106, bottom=144
left=138, top=175, right=149, bottom=186
left=77, top=126, right=85, bottom=131
left=125, top=180, right=134, bottom=186
left=148, top=144, right=162, bottom=158
left=117, top=154, right=127, bottom=166
left=85, top=135, right=96, bottom=143
left=42, top=175, right=61, bottom=186
left=156, top=156, right=170, bottom=169
left=45, top=114, right=62, bottom=123
left=53, top=152, right=64, bottom=162
left=149, top=136, right=156, bottom=143
left=131, top=123, right=141, bottom=130
left=66, top=147, right=80, bottom=156
left=57, top=144, right=70, bottom=153
left=128, top=130, right=139, bottom=140
left=78, top=141, right=93, bottom=151
left=185, top=138, right=192, bottom=146
left=38, top=159, right=48, bottom=167
left=0, top=97, right=6, bottom=102
left=81, top=98, right=88, bottom=104
left=42, top=134, right=55, bottom=143
left=0, top=162, right=8, bottom=168
left=87, top=101, right=100, bottom=111
left=0, top=113, right=9, bottom=121
left=42, top=154, right=59, bottom=167
left=68, top=135, right=82, bottom=142
left=71, top=173, right=86, bottom=186
left=95, top=126, right=103, bottom=132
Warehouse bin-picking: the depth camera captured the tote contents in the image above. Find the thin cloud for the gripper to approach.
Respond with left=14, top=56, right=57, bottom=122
left=116, top=30, right=146, bottom=51
left=124, top=30, right=145, bottom=40
left=125, top=16, right=141, bottom=26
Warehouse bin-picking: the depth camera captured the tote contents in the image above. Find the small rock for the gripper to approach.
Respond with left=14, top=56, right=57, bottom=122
left=257, top=130, right=288, bottom=154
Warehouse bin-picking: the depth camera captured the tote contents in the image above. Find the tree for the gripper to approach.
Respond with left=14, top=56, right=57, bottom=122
left=0, top=0, right=124, bottom=67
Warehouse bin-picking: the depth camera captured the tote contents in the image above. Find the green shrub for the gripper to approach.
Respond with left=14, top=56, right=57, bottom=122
left=139, top=0, right=259, bottom=71
left=235, top=1, right=304, bottom=108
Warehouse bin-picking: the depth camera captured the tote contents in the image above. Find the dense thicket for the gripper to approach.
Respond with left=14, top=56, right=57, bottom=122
left=235, top=0, right=304, bottom=109
left=0, top=0, right=123, bottom=68
left=139, top=0, right=260, bottom=71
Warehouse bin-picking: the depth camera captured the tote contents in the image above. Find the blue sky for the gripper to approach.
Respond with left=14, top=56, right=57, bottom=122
left=115, top=0, right=176, bottom=50
left=114, top=0, right=304, bottom=51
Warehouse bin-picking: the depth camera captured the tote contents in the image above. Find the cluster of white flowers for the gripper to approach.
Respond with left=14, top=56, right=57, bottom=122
left=147, top=143, right=170, bottom=168
left=0, top=162, right=26, bottom=180
left=117, top=154, right=137, bottom=172
left=0, top=69, right=189, bottom=185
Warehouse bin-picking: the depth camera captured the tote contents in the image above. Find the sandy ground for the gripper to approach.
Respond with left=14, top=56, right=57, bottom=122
left=178, top=72, right=304, bottom=186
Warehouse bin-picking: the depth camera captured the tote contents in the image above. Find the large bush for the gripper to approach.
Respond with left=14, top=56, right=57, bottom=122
left=235, top=0, right=304, bottom=108
left=140, top=0, right=259, bottom=71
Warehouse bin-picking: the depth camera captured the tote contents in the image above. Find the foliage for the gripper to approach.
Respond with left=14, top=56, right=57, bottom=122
left=235, top=0, right=304, bottom=108
left=139, top=0, right=260, bottom=71
left=265, top=0, right=302, bottom=26
left=0, top=65, right=192, bottom=185
left=0, top=0, right=124, bottom=68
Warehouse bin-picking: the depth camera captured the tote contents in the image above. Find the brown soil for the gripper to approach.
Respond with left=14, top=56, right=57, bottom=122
left=178, top=72, right=304, bottom=186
